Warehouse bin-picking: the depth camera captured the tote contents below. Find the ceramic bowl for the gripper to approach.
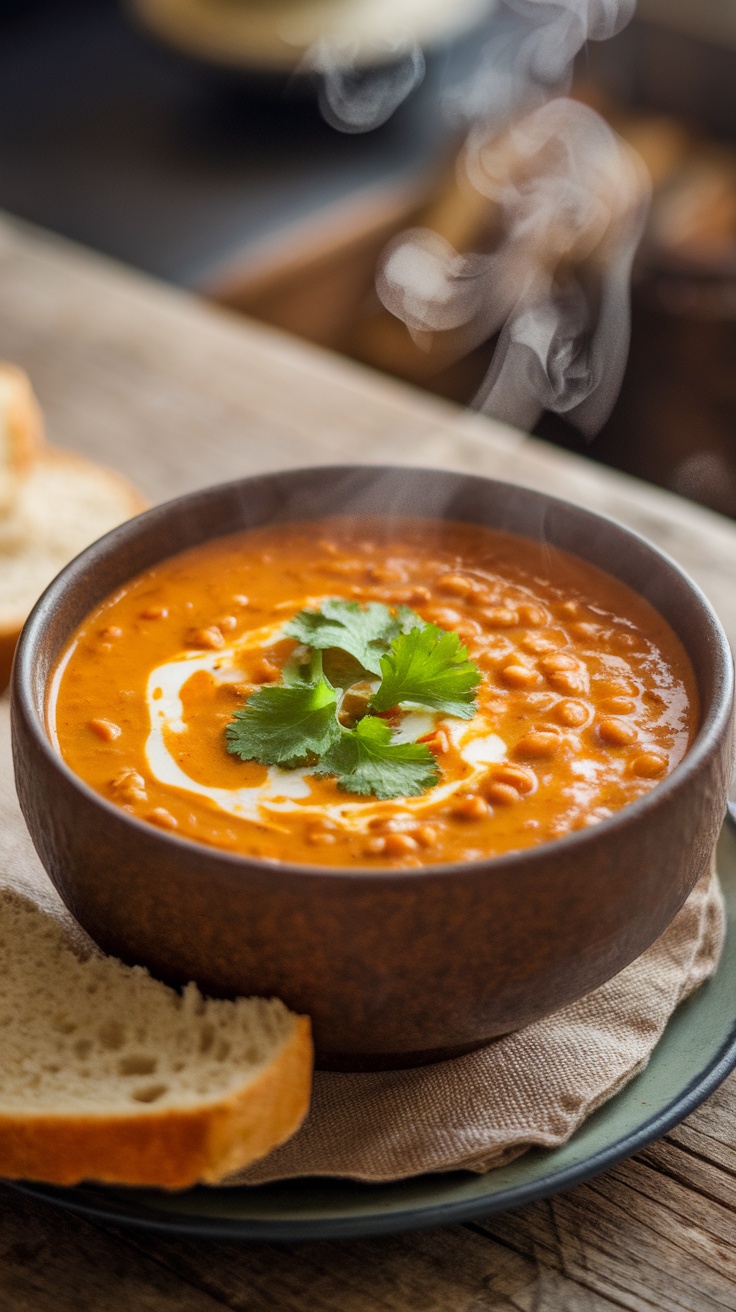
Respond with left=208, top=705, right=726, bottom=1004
left=11, top=466, right=735, bottom=1068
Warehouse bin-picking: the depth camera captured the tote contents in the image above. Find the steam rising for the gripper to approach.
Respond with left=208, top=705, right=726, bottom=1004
left=311, top=0, right=649, bottom=437
left=446, top=0, right=635, bottom=124
left=307, top=38, right=425, bottom=134
left=379, top=99, right=649, bottom=434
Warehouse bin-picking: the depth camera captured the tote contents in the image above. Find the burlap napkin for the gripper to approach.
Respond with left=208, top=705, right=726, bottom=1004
left=234, top=861, right=724, bottom=1183
left=0, top=698, right=725, bottom=1186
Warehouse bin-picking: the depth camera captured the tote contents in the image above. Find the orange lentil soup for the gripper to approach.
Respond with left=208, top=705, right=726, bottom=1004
left=50, top=517, right=698, bottom=868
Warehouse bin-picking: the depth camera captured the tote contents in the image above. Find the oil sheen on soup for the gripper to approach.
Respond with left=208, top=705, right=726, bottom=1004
left=50, top=518, right=698, bottom=868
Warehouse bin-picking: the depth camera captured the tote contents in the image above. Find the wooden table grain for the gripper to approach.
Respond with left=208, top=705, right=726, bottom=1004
left=0, top=211, right=734, bottom=1312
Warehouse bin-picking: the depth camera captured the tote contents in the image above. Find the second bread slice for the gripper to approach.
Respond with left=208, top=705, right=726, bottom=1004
left=0, top=447, right=146, bottom=688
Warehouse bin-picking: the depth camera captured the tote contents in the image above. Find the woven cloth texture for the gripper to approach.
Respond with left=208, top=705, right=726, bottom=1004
left=234, top=860, right=723, bottom=1182
left=0, top=699, right=724, bottom=1184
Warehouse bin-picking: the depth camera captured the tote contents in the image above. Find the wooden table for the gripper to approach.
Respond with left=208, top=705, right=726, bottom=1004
left=0, top=211, right=734, bottom=1311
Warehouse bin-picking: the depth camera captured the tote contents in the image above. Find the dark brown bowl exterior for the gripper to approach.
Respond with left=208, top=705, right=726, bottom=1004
left=11, top=467, right=735, bottom=1068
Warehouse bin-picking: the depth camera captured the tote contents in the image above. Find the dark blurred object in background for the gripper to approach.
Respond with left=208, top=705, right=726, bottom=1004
left=0, top=2, right=734, bottom=518
left=0, top=0, right=480, bottom=284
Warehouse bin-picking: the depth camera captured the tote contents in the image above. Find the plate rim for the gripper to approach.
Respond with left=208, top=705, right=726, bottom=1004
left=10, top=996, right=736, bottom=1243
left=9, top=822, right=736, bottom=1242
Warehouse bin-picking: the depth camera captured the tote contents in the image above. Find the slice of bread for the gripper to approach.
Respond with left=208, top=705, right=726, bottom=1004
left=0, top=887, right=313, bottom=1188
left=0, top=447, right=146, bottom=690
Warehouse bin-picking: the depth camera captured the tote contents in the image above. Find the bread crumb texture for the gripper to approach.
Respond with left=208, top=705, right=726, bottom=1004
left=0, top=888, right=313, bottom=1188
left=0, top=449, right=145, bottom=623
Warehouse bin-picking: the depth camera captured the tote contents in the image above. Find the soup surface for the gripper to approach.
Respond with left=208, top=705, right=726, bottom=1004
left=50, top=517, right=698, bottom=868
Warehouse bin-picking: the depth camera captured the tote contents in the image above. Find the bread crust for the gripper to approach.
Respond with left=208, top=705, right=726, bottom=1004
left=0, top=1015, right=312, bottom=1189
left=0, top=631, right=15, bottom=693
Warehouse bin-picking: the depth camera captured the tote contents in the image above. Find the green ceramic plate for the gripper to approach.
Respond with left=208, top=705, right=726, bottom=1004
left=12, top=822, right=736, bottom=1241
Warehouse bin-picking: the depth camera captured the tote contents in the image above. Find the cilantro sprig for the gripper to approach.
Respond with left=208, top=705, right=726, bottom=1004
left=225, top=599, right=480, bottom=799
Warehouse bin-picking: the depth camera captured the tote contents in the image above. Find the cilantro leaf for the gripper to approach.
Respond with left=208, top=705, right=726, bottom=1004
left=321, top=648, right=371, bottom=691
left=370, top=624, right=480, bottom=718
left=317, top=716, right=440, bottom=800
left=225, top=678, right=339, bottom=767
left=284, top=599, right=424, bottom=676
left=394, top=604, right=426, bottom=634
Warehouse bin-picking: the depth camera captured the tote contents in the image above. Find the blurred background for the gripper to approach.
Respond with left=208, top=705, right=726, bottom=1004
left=1, top=0, right=735, bottom=516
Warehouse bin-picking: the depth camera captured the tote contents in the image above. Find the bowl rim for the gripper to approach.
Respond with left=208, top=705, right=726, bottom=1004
left=12, top=463, right=735, bottom=885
